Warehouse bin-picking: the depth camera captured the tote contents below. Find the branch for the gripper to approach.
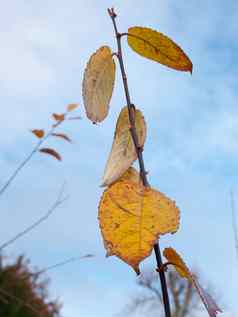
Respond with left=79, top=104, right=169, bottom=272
left=108, top=7, right=171, bottom=317
left=0, top=114, right=66, bottom=197
left=34, top=254, right=94, bottom=276
left=0, top=183, right=68, bottom=252
left=230, top=190, right=238, bottom=262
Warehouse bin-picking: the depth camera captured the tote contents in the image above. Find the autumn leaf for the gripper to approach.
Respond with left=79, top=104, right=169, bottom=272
left=39, top=148, right=62, bottom=161
left=51, top=133, right=72, bottom=143
left=163, top=248, right=222, bottom=317
left=82, top=46, right=116, bottom=123
left=52, top=113, right=65, bottom=122
left=101, top=106, right=146, bottom=187
left=67, top=103, right=79, bottom=112
left=118, top=167, right=142, bottom=185
left=127, top=26, right=193, bottom=73
left=31, top=129, right=45, bottom=139
left=163, top=247, right=191, bottom=280
left=99, top=177, right=180, bottom=274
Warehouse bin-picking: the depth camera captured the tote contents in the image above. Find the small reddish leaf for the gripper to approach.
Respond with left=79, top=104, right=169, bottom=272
left=51, top=133, right=72, bottom=143
left=31, top=129, right=45, bottom=139
left=67, top=116, right=82, bottom=121
left=39, top=148, right=62, bottom=161
left=52, top=113, right=65, bottom=122
left=67, top=103, right=79, bottom=112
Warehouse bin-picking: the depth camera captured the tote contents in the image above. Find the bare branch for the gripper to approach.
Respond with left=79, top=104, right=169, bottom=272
left=0, top=111, right=69, bottom=197
left=230, top=190, right=238, bottom=262
left=35, top=254, right=94, bottom=276
left=0, top=183, right=68, bottom=252
left=126, top=269, right=202, bottom=317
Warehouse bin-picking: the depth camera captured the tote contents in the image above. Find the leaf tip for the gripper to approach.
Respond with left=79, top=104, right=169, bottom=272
left=133, top=265, right=141, bottom=275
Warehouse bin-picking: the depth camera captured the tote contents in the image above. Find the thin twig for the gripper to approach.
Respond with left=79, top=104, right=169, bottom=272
left=230, top=190, right=238, bottom=262
left=108, top=8, right=171, bottom=317
left=0, top=183, right=68, bottom=252
left=34, top=254, right=94, bottom=276
left=0, top=115, right=65, bottom=197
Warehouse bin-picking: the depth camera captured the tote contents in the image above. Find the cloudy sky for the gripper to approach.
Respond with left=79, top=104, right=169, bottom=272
left=0, top=1, right=238, bottom=316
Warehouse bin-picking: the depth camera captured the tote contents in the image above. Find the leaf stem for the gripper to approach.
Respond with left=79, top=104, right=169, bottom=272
left=108, top=8, right=171, bottom=317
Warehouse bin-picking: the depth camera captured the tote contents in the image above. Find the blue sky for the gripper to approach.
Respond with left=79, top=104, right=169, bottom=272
left=0, top=1, right=237, bottom=316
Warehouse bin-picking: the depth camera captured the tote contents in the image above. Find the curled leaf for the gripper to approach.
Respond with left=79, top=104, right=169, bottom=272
left=31, top=129, right=44, bottom=139
left=163, top=248, right=222, bottom=317
left=101, top=106, right=146, bottom=187
left=82, top=46, right=116, bottom=123
left=99, top=177, right=180, bottom=274
left=67, top=103, right=79, bottom=112
left=127, top=26, right=193, bottom=73
left=163, top=247, right=191, bottom=280
left=51, top=133, right=72, bottom=143
left=39, top=148, right=62, bottom=161
left=52, top=113, right=65, bottom=122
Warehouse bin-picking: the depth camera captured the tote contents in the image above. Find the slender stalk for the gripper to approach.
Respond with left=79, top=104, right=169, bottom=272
left=108, top=8, right=171, bottom=317
left=230, top=190, right=238, bottom=262
left=0, top=117, right=64, bottom=197
left=0, top=183, right=68, bottom=252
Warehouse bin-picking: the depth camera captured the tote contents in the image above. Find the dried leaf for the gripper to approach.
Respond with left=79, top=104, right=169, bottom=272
left=39, top=148, right=62, bottom=161
left=163, top=247, right=191, bottom=280
left=31, top=129, right=44, bottom=139
left=51, top=133, right=72, bottom=143
left=82, top=46, right=116, bottom=123
left=99, top=178, right=180, bottom=274
left=52, top=113, right=65, bottom=122
left=101, top=106, right=146, bottom=187
left=127, top=26, right=193, bottom=73
left=67, top=103, right=79, bottom=112
left=163, top=248, right=222, bottom=317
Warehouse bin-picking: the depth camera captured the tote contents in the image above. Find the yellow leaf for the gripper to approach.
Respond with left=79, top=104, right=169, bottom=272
left=31, top=129, right=45, bottom=139
left=67, top=103, right=79, bottom=112
left=163, top=248, right=222, bottom=317
left=99, top=179, right=180, bottom=273
left=127, top=26, right=193, bottom=73
left=163, top=247, right=191, bottom=280
left=82, top=46, right=116, bottom=123
left=118, top=167, right=142, bottom=185
left=101, top=106, right=146, bottom=187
